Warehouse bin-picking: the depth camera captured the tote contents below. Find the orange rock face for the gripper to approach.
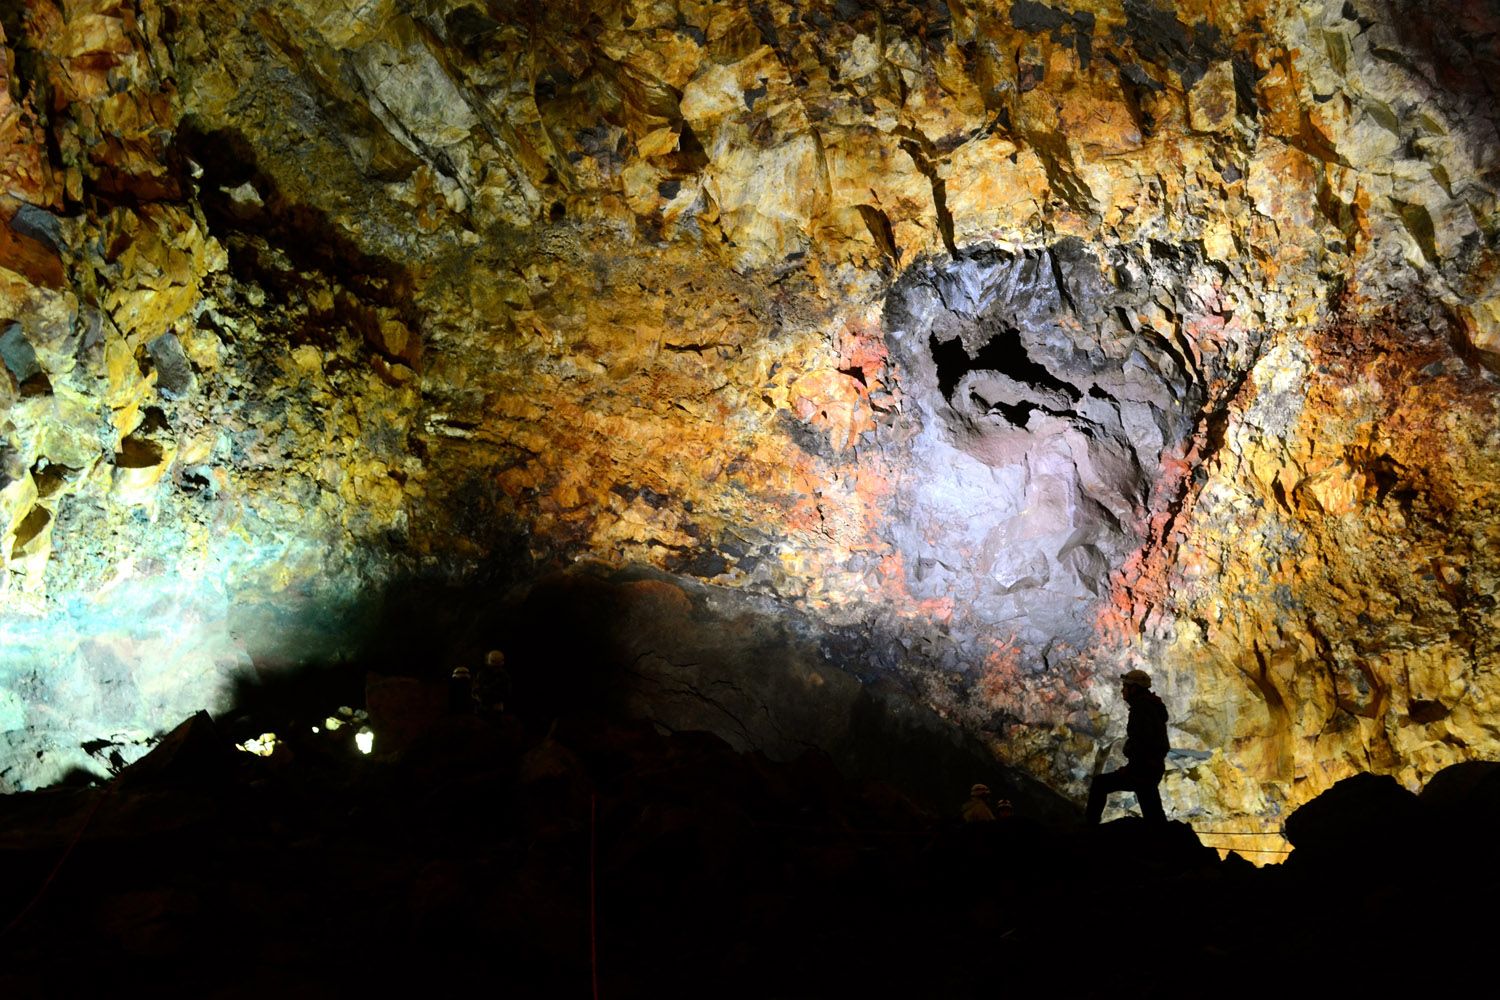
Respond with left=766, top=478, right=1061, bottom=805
left=1, top=0, right=1497, bottom=838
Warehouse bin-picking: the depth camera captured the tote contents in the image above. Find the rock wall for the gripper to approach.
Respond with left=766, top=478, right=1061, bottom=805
left=1, top=0, right=1497, bottom=837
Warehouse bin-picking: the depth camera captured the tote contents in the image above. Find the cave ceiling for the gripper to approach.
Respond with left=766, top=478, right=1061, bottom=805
left=2, top=0, right=1499, bottom=830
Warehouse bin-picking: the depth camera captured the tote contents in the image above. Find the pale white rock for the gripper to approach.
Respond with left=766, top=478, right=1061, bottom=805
left=352, top=19, right=479, bottom=150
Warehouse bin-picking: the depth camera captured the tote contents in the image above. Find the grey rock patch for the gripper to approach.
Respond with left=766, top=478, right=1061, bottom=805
left=880, top=241, right=1226, bottom=660
left=0, top=323, right=42, bottom=384
left=146, top=333, right=197, bottom=399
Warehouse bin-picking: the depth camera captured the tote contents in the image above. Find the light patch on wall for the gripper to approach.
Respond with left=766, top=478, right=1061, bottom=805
left=236, top=732, right=279, bottom=756
left=0, top=534, right=378, bottom=791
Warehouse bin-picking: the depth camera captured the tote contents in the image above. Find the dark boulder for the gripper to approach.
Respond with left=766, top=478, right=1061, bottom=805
left=1284, top=772, right=1424, bottom=872
left=116, top=711, right=233, bottom=788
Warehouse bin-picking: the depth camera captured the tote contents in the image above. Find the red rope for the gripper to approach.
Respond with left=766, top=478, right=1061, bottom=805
left=590, top=792, right=600, bottom=1000
left=2, top=787, right=106, bottom=938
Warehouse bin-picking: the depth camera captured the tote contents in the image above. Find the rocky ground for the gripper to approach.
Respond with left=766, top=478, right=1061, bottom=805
left=1, top=683, right=1496, bottom=998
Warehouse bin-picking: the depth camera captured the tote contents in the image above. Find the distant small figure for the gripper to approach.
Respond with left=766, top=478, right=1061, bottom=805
left=448, top=665, right=473, bottom=714
left=994, top=798, right=1014, bottom=819
left=473, top=649, right=512, bottom=718
left=962, top=782, right=998, bottom=823
left=1086, top=669, right=1170, bottom=824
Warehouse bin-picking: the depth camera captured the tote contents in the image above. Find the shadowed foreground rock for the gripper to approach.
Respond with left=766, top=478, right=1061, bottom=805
left=2, top=697, right=1495, bottom=998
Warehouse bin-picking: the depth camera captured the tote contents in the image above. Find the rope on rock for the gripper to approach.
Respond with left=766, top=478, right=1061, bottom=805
left=1192, top=829, right=1289, bottom=836
left=750, top=820, right=935, bottom=837
left=1193, top=830, right=1294, bottom=855
left=590, top=791, right=600, bottom=1000
left=2, top=786, right=107, bottom=939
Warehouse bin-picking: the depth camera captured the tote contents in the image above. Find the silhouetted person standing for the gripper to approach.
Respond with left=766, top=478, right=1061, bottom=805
left=474, top=649, right=511, bottom=718
left=448, top=665, right=473, bottom=714
left=1086, top=669, right=1169, bottom=824
left=962, top=782, right=997, bottom=823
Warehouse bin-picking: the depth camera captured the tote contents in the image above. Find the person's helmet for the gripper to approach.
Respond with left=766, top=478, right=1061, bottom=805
left=995, top=799, right=1014, bottom=815
left=970, top=782, right=990, bottom=797
left=485, top=650, right=505, bottom=667
left=451, top=666, right=472, bottom=679
left=1121, top=669, right=1152, bottom=689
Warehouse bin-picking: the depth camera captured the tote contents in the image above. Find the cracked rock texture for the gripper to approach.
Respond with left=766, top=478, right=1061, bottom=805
left=1, top=0, right=1498, bottom=840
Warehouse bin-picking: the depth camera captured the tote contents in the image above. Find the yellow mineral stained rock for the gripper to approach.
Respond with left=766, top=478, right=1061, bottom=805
left=1188, top=60, right=1237, bottom=134
left=285, top=0, right=399, bottom=50
left=944, top=140, right=1049, bottom=245
left=109, top=427, right=175, bottom=504
left=102, top=206, right=223, bottom=344
left=103, top=341, right=154, bottom=440
left=0, top=22, right=58, bottom=207
left=1460, top=298, right=1500, bottom=362
left=20, top=388, right=101, bottom=470
left=0, top=472, right=38, bottom=549
left=705, top=133, right=826, bottom=264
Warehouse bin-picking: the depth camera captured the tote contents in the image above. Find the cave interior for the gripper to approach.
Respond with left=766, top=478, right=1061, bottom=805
left=2, top=0, right=1500, bottom=993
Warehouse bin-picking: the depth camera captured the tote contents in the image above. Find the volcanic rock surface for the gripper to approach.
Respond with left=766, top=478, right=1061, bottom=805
left=881, top=240, right=1222, bottom=666
left=1, top=0, right=1499, bottom=844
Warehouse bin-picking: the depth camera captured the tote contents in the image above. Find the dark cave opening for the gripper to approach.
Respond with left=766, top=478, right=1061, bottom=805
left=927, top=323, right=1082, bottom=406
left=982, top=395, right=1039, bottom=427
left=928, top=331, right=971, bottom=401
left=966, top=324, right=1084, bottom=402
